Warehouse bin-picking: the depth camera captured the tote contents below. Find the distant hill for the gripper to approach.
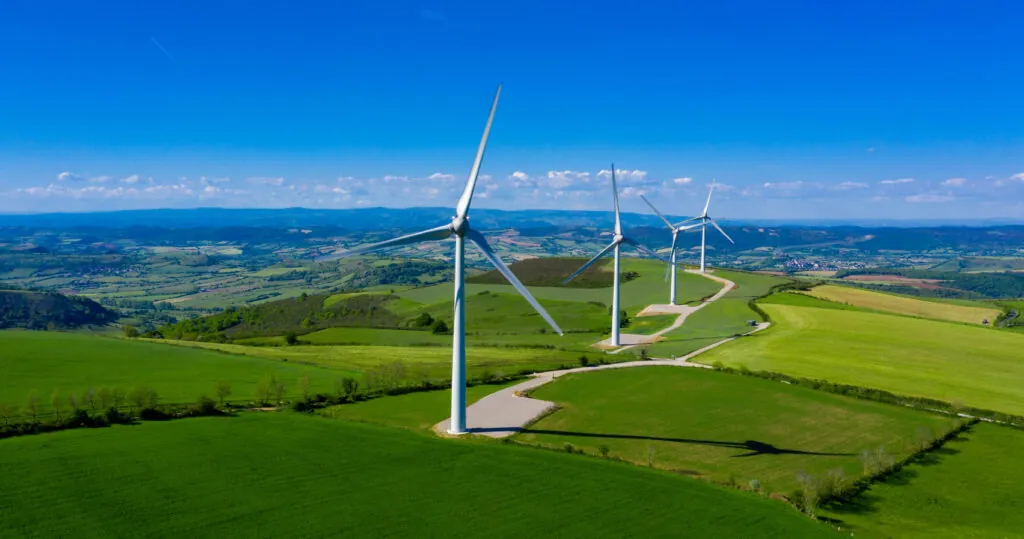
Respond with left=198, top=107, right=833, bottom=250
left=0, top=290, right=117, bottom=330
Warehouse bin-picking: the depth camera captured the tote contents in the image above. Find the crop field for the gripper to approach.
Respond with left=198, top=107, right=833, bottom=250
left=0, top=331, right=346, bottom=413
left=516, top=367, right=956, bottom=492
left=398, top=258, right=721, bottom=310
left=698, top=304, right=1024, bottom=416
left=0, top=414, right=835, bottom=538
left=802, top=284, right=1000, bottom=325
left=159, top=340, right=589, bottom=381
left=823, top=423, right=1024, bottom=538
left=646, top=270, right=789, bottom=358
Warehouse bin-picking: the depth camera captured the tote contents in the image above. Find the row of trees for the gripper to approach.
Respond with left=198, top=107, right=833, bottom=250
left=0, top=386, right=160, bottom=424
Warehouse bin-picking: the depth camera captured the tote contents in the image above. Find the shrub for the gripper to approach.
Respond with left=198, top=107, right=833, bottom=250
left=578, top=355, right=590, bottom=367
left=123, top=325, right=140, bottom=338
left=749, top=479, right=761, bottom=493
left=411, top=312, right=434, bottom=328
left=431, top=320, right=449, bottom=334
left=192, top=396, right=218, bottom=416
left=285, top=332, right=299, bottom=345
left=598, top=445, right=610, bottom=458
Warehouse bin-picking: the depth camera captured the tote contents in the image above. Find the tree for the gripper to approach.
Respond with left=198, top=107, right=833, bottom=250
left=213, top=380, right=232, bottom=406
left=336, top=377, right=359, bottom=401
left=299, top=374, right=311, bottom=402
left=254, top=378, right=272, bottom=406
left=51, top=391, right=63, bottom=422
left=272, top=376, right=286, bottom=406
left=97, top=387, right=113, bottom=410
left=285, top=332, right=299, bottom=345
left=431, top=320, right=449, bottom=334
left=67, top=392, right=79, bottom=413
left=82, top=387, right=97, bottom=413
left=412, top=312, right=434, bottom=328
left=24, top=390, right=40, bottom=422
left=795, top=471, right=820, bottom=516
left=0, top=403, right=15, bottom=425
left=112, top=387, right=126, bottom=410
left=123, top=324, right=140, bottom=338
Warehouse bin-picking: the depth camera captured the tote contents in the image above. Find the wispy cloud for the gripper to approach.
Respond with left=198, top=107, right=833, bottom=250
left=881, top=178, right=915, bottom=185
left=672, top=177, right=693, bottom=185
left=247, top=176, right=285, bottom=187
left=906, top=193, right=954, bottom=203
left=942, top=177, right=967, bottom=187
left=833, top=181, right=869, bottom=190
left=149, top=37, right=175, bottom=62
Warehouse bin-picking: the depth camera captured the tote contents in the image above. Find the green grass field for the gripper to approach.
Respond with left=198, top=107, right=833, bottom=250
left=647, top=270, right=789, bottom=358
left=698, top=304, right=1024, bottom=416
left=823, top=423, right=1024, bottom=538
left=158, top=340, right=590, bottom=381
left=0, top=413, right=834, bottom=538
left=398, top=258, right=722, bottom=310
left=321, top=380, right=516, bottom=430
left=803, top=285, right=1000, bottom=325
left=516, top=367, right=956, bottom=492
left=0, top=331, right=346, bottom=413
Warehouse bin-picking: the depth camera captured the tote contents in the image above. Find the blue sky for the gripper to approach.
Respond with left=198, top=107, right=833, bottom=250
left=1, top=0, right=1022, bottom=219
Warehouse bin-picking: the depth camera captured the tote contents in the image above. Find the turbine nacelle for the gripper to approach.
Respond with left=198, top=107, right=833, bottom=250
left=450, top=215, right=469, bottom=236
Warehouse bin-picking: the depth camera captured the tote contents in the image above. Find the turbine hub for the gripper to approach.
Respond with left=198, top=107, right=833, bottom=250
left=613, top=234, right=624, bottom=244
left=450, top=215, right=469, bottom=236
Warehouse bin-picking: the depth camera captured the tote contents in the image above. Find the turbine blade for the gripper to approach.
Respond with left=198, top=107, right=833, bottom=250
left=710, top=219, right=735, bottom=244
left=611, top=165, right=621, bottom=235
left=640, top=194, right=674, bottom=230
left=623, top=237, right=668, bottom=263
left=455, top=84, right=502, bottom=218
left=665, top=232, right=679, bottom=281
left=317, top=223, right=452, bottom=261
left=562, top=240, right=618, bottom=285
left=674, top=216, right=702, bottom=227
left=702, top=182, right=715, bottom=217
left=466, top=228, right=563, bottom=336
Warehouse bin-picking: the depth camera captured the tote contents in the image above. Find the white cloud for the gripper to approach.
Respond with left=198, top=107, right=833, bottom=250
left=597, top=169, right=647, bottom=181
left=763, top=181, right=803, bottom=189
left=88, top=175, right=112, bottom=183
left=427, top=172, right=456, bottom=182
left=833, top=181, right=868, bottom=190
left=247, top=176, right=285, bottom=187
left=881, top=178, right=915, bottom=185
left=871, top=195, right=890, bottom=202
left=121, top=175, right=140, bottom=184
left=57, top=171, right=84, bottom=182
left=422, top=187, right=441, bottom=197
left=1010, top=173, right=1024, bottom=182
left=942, top=177, right=967, bottom=187
left=672, top=177, right=693, bottom=185
left=906, top=193, right=954, bottom=203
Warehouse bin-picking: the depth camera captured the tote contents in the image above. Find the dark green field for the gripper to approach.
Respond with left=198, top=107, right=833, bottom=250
left=0, top=413, right=835, bottom=538
left=516, top=367, right=958, bottom=492
left=823, top=423, right=1024, bottom=538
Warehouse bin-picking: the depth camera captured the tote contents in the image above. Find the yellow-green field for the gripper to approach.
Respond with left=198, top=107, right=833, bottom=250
left=698, top=304, right=1024, bottom=416
left=802, top=284, right=1000, bottom=325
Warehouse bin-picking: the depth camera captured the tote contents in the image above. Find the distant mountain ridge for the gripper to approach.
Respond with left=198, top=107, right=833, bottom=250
left=1, top=207, right=1021, bottom=230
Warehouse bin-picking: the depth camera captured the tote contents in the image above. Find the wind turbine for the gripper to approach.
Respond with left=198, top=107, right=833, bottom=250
left=320, top=85, right=563, bottom=435
left=639, top=195, right=700, bottom=305
left=680, top=182, right=734, bottom=273
left=562, top=166, right=665, bottom=347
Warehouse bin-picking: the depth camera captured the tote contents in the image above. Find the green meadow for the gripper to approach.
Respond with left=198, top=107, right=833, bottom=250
left=0, top=331, right=345, bottom=412
left=0, top=413, right=834, bottom=539
left=516, top=367, right=957, bottom=492
left=823, top=423, right=1024, bottom=538
left=698, top=303, right=1024, bottom=416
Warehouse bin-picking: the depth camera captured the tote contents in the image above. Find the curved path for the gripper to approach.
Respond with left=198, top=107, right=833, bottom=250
left=435, top=271, right=767, bottom=438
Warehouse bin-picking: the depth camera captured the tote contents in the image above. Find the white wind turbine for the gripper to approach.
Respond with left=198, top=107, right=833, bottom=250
left=320, top=85, right=563, bottom=435
left=562, top=166, right=665, bottom=347
left=639, top=195, right=700, bottom=305
left=680, top=182, right=734, bottom=273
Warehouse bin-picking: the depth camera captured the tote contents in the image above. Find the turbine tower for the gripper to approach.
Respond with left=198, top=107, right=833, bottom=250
left=562, top=166, right=665, bottom=347
left=681, top=182, right=735, bottom=273
left=320, top=85, right=563, bottom=435
left=640, top=195, right=700, bottom=305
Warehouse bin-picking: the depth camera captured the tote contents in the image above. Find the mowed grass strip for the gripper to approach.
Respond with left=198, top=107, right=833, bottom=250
left=822, top=423, right=1024, bottom=538
left=517, top=367, right=956, bottom=492
left=803, top=284, right=1000, bottom=325
left=699, top=304, right=1024, bottom=416
left=0, top=414, right=834, bottom=539
left=0, top=331, right=346, bottom=412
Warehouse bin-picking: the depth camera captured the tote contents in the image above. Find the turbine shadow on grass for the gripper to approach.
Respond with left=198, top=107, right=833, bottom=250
left=517, top=429, right=855, bottom=457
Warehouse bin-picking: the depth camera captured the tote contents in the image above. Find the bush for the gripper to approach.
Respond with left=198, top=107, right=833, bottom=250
left=285, top=332, right=299, bottom=345
left=431, top=320, right=449, bottom=334
left=192, top=396, right=218, bottom=416
left=578, top=355, right=590, bottom=367
left=123, top=325, right=140, bottom=338
left=411, top=312, right=434, bottom=328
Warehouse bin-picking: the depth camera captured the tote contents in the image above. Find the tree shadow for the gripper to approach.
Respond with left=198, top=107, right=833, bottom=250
left=518, top=429, right=854, bottom=457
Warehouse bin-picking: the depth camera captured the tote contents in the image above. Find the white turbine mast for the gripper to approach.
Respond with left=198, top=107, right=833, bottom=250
left=640, top=195, right=700, bottom=305
left=562, top=166, right=666, bottom=346
left=320, top=85, right=563, bottom=435
left=678, top=181, right=734, bottom=273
